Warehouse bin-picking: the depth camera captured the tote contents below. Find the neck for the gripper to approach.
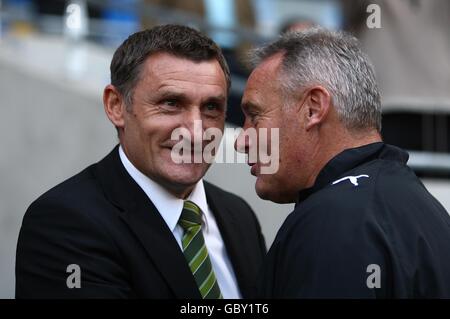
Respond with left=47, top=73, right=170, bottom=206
left=305, top=128, right=382, bottom=189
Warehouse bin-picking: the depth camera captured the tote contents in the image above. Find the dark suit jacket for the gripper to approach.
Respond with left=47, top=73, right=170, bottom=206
left=16, top=146, right=266, bottom=298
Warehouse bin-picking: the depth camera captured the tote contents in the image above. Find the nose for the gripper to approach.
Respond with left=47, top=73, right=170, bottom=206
left=235, top=127, right=251, bottom=154
left=184, top=107, right=204, bottom=144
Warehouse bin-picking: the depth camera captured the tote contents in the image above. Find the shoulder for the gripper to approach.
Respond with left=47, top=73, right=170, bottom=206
left=22, top=164, right=107, bottom=229
left=18, top=163, right=120, bottom=267
left=276, top=157, right=433, bottom=251
left=298, top=157, right=417, bottom=222
left=279, top=160, right=390, bottom=247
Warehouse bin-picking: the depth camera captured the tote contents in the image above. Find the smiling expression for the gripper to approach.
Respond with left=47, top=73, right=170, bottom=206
left=116, top=52, right=228, bottom=197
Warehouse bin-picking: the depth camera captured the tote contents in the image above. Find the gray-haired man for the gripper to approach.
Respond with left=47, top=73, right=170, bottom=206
left=235, top=28, right=450, bottom=298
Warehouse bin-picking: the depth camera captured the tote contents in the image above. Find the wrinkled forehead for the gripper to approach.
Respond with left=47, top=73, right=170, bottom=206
left=245, top=53, right=285, bottom=95
left=144, top=52, right=222, bottom=75
left=136, top=53, right=227, bottom=92
left=253, top=52, right=285, bottom=77
left=252, top=56, right=284, bottom=91
left=140, top=52, right=229, bottom=91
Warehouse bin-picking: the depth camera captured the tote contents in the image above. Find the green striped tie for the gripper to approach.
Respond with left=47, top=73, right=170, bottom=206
left=178, top=200, right=223, bottom=299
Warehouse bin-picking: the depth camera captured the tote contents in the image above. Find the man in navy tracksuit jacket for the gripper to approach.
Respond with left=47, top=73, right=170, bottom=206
left=261, top=142, right=450, bottom=298
left=236, top=28, right=450, bottom=298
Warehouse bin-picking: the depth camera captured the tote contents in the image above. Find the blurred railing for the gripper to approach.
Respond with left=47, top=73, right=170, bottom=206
left=1, top=0, right=450, bottom=178
left=382, top=104, right=450, bottom=178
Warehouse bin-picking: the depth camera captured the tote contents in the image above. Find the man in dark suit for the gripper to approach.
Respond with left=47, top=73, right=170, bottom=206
left=16, top=25, right=266, bottom=299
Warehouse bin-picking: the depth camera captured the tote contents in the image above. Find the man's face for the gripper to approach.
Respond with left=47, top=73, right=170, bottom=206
left=118, top=52, right=227, bottom=196
left=236, top=54, right=310, bottom=203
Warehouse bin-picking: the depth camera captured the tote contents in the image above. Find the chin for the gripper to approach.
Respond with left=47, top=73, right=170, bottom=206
left=255, top=179, right=275, bottom=201
left=255, top=178, right=296, bottom=204
left=164, top=163, right=208, bottom=186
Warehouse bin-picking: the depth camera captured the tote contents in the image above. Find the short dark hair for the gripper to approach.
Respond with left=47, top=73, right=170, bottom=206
left=110, top=24, right=231, bottom=108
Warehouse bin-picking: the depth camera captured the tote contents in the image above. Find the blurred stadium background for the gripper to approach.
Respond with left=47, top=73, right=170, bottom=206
left=0, top=0, right=449, bottom=298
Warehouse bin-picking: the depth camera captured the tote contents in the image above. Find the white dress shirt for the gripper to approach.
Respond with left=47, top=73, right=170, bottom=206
left=119, top=146, right=241, bottom=299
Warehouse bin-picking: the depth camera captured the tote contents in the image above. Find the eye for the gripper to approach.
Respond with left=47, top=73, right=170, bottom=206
left=203, top=102, right=224, bottom=116
left=206, top=103, right=218, bottom=111
left=247, top=112, right=258, bottom=124
left=160, top=99, right=180, bottom=111
left=164, top=99, right=177, bottom=107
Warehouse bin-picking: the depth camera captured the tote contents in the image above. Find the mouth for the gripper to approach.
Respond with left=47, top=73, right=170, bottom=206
left=249, top=162, right=258, bottom=176
left=162, top=143, right=206, bottom=164
left=161, top=141, right=178, bottom=149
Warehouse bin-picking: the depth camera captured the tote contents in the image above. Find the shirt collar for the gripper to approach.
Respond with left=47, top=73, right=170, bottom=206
left=297, top=142, right=409, bottom=205
left=119, top=145, right=209, bottom=232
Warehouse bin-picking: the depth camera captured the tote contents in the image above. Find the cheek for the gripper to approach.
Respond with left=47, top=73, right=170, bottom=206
left=203, top=116, right=225, bottom=132
left=143, top=117, right=180, bottom=139
left=268, top=138, right=294, bottom=180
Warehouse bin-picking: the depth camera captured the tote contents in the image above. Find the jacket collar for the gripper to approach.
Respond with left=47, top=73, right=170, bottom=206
left=93, top=146, right=250, bottom=298
left=118, top=145, right=211, bottom=234
left=297, top=142, right=409, bottom=205
left=93, top=145, right=201, bottom=298
left=116, top=146, right=250, bottom=295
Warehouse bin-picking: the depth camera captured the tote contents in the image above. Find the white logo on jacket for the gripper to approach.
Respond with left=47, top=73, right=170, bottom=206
left=332, top=175, right=369, bottom=187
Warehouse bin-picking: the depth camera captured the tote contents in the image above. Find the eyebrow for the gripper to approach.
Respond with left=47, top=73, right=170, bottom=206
left=204, top=95, right=227, bottom=104
left=157, top=91, right=188, bottom=102
left=157, top=90, right=227, bottom=104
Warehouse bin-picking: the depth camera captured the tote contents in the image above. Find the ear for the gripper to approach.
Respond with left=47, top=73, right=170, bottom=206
left=301, top=86, right=331, bottom=131
left=103, top=84, right=126, bottom=129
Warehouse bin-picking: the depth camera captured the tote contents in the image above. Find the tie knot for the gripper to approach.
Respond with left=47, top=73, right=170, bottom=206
left=179, top=201, right=203, bottom=230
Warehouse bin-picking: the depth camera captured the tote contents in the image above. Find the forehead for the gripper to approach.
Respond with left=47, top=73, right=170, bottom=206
left=138, top=52, right=227, bottom=92
left=243, top=53, right=284, bottom=103
left=253, top=52, right=284, bottom=79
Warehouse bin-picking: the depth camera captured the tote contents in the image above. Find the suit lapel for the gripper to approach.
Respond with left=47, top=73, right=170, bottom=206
left=204, top=183, right=251, bottom=298
left=94, top=146, right=201, bottom=298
